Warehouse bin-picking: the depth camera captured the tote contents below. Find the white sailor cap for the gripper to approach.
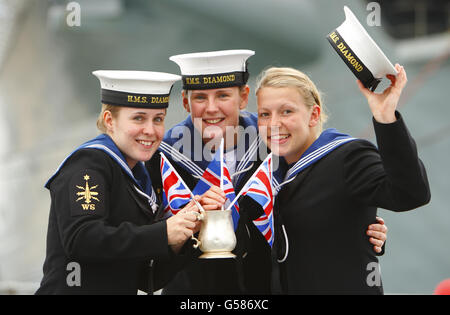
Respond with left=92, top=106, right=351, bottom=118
left=92, top=70, right=181, bottom=109
left=169, top=50, right=255, bottom=90
left=327, top=6, right=398, bottom=91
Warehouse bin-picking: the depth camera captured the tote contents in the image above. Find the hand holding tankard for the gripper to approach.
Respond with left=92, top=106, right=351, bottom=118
left=191, top=187, right=237, bottom=259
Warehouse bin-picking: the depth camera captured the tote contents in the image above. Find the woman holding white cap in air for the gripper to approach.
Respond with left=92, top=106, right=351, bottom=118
left=255, top=65, right=430, bottom=294
left=147, top=50, right=389, bottom=294
left=36, top=70, right=219, bottom=294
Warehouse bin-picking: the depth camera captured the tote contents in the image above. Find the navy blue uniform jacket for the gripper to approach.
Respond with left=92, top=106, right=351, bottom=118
left=273, top=113, right=431, bottom=294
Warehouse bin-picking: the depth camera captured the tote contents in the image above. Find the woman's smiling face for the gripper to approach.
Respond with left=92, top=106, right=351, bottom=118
left=184, top=86, right=249, bottom=146
left=105, top=107, right=166, bottom=169
left=257, top=86, right=320, bottom=164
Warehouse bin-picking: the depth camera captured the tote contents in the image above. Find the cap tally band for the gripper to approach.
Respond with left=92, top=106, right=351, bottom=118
left=181, top=70, right=249, bottom=90
left=101, top=89, right=171, bottom=108
left=327, top=30, right=381, bottom=91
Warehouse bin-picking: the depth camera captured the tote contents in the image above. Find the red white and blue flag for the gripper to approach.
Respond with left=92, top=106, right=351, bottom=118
left=160, top=152, right=193, bottom=217
left=222, top=166, right=240, bottom=230
left=228, top=154, right=274, bottom=247
left=192, top=140, right=240, bottom=230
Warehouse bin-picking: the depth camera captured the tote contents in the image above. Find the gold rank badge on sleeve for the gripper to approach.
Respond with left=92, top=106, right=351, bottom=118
left=69, top=169, right=106, bottom=217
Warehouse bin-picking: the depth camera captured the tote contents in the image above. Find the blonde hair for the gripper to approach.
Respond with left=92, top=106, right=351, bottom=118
left=255, top=67, right=328, bottom=131
left=96, top=104, right=121, bottom=133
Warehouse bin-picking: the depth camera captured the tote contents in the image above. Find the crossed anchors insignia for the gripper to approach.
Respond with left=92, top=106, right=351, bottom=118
left=76, top=174, right=99, bottom=204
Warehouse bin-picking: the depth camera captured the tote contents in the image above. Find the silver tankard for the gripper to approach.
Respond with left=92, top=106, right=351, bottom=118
left=192, top=209, right=237, bottom=259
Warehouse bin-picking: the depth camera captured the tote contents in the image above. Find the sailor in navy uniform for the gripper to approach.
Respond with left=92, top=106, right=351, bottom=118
left=146, top=50, right=272, bottom=294
left=256, top=66, right=430, bottom=294
left=147, top=51, right=389, bottom=294
left=36, top=70, right=201, bottom=295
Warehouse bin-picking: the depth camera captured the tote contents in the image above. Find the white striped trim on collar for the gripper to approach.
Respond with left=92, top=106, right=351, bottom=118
left=86, top=144, right=134, bottom=177
left=285, top=138, right=355, bottom=179
left=273, top=177, right=281, bottom=195
left=86, top=144, right=159, bottom=211
left=160, top=136, right=261, bottom=180
left=235, top=135, right=261, bottom=174
left=159, top=141, right=204, bottom=177
left=273, top=138, right=355, bottom=193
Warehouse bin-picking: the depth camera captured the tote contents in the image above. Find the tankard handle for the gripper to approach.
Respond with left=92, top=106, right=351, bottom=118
left=192, top=235, right=201, bottom=249
left=190, top=207, right=204, bottom=249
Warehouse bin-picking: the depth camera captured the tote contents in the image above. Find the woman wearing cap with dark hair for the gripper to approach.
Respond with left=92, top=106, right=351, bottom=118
left=147, top=50, right=272, bottom=294
left=256, top=65, right=430, bottom=294
left=36, top=70, right=222, bottom=295
left=147, top=50, right=389, bottom=295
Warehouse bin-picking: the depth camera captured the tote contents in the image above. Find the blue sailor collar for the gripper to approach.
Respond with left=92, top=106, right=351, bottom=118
left=273, top=128, right=356, bottom=194
left=159, top=111, right=260, bottom=186
left=45, top=134, right=158, bottom=211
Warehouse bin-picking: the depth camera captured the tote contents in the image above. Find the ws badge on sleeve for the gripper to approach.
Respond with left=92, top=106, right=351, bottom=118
left=69, top=169, right=106, bottom=217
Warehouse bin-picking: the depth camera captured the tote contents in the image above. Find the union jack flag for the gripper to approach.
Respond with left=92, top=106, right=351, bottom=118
left=160, top=152, right=193, bottom=217
left=192, top=143, right=240, bottom=230
left=239, top=154, right=274, bottom=247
